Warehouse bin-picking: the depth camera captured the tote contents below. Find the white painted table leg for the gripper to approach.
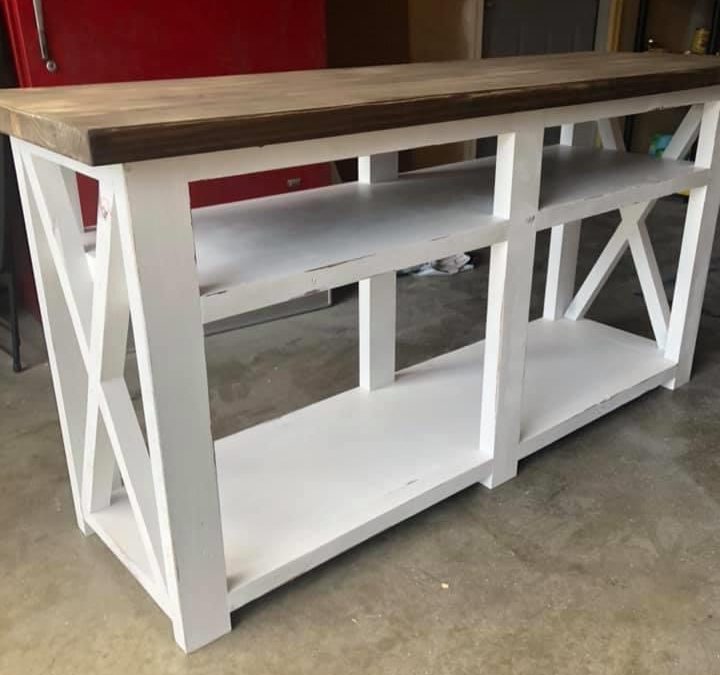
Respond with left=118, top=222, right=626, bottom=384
left=565, top=112, right=702, bottom=349
left=665, top=101, right=720, bottom=388
left=358, top=152, right=398, bottom=184
left=11, top=142, right=91, bottom=533
left=113, top=163, right=230, bottom=652
left=544, top=220, right=582, bottom=320
left=543, top=123, right=594, bottom=320
left=359, top=273, right=397, bottom=390
left=480, top=125, right=544, bottom=487
left=359, top=153, right=398, bottom=390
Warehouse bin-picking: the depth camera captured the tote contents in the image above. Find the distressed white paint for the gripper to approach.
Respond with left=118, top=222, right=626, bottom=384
left=81, top=179, right=125, bottom=518
left=98, top=378, right=165, bottom=585
left=597, top=116, right=624, bottom=150
left=11, top=141, right=91, bottom=533
left=543, top=122, right=595, bottom=319
left=359, top=273, right=397, bottom=390
left=86, top=502, right=171, bottom=616
left=665, top=101, right=720, bottom=387
left=183, top=145, right=706, bottom=321
left=10, top=87, right=720, bottom=654
left=23, top=154, right=93, bottom=360
left=86, top=317, right=670, bottom=614
left=358, top=152, right=398, bottom=184
left=596, top=118, right=670, bottom=347
left=112, top=163, right=230, bottom=652
left=565, top=110, right=703, bottom=347
left=517, top=319, right=675, bottom=456
left=544, top=221, right=582, bottom=319
left=627, top=217, right=671, bottom=347
left=358, top=153, right=398, bottom=391
left=565, top=216, right=630, bottom=320
left=480, top=123, right=544, bottom=487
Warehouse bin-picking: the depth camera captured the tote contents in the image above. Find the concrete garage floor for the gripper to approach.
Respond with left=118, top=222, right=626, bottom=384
left=3, top=198, right=720, bottom=674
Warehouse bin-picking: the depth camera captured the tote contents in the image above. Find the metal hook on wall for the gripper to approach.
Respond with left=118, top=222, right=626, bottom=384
left=32, top=0, right=57, bottom=73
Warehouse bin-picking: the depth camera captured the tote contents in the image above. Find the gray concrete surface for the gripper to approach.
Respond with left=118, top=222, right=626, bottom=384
left=3, top=198, right=720, bottom=674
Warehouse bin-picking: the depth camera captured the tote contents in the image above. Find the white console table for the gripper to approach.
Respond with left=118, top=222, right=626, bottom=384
left=2, top=52, right=720, bottom=652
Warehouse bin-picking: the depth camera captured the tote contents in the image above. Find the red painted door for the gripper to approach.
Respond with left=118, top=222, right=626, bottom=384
left=2, top=0, right=330, bottom=306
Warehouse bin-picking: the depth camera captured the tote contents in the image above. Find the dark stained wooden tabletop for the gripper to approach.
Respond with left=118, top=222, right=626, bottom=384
left=0, top=51, right=718, bottom=166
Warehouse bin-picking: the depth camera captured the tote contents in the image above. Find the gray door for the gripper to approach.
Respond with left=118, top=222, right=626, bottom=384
left=477, top=0, right=599, bottom=154
left=483, top=0, right=599, bottom=56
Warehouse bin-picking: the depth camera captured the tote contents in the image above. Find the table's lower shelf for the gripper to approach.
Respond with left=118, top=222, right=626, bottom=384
left=217, top=342, right=494, bottom=609
left=518, top=319, right=676, bottom=456
left=91, top=318, right=675, bottom=613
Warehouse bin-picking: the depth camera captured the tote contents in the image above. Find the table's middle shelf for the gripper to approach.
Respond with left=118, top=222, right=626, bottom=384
left=191, top=145, right=708, bottom=321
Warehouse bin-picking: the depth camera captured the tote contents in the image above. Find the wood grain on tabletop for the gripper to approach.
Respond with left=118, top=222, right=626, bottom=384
left=0, top=51, right=718, bottom=165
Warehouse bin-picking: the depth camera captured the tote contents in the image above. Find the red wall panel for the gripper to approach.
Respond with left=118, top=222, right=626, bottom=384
left=4, top=1, right=327, bottom=86
left=2, top=1, right=330, bottom=311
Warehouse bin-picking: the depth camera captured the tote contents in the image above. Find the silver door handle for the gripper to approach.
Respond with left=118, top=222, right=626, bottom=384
left=32, top=0, right=57, bottom=72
